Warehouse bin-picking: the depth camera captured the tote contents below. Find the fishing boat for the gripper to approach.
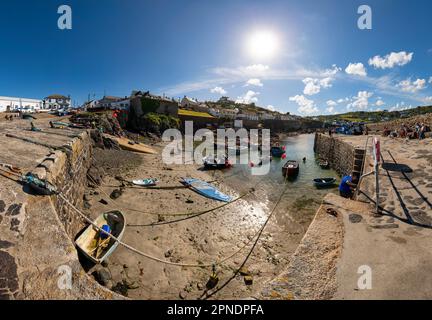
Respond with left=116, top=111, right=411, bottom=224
left=318, top=159, right=330, bottom=169
left=132, top=178, right=158, bottom=187
left=271, top=146, right=286, bottom=157
left=105, top=135, right=157, bottom=154
left=203, top=155, right=231, bottom=170
left=181, top=177, right=232, bottom=202
left=282, top=160, right=299, bottom=177
left=75, top=211, right=125, bottom=264
left=313, top=178, right=337, bottom=188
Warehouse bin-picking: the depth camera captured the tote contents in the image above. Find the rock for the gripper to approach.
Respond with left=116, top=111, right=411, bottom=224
left=83, top=201, right=92, bottom=210
left=112, top=282, right=128, bottom=297
left=110, top=189, right=123, bottom=200
left=93, top=191, right=100, bottom=196
left=244, top=275, right=253, bottom=286
left=179, top=291, right=187, bottom=300
left=83, top=194, right=91, bottom=202
left=158, top=214, right=165, bottom=222
left=239, top=267, right=250, bottom=276
left=123, top=279, right=140, bottom=289
left=99, top=199, right=108, bottom=205
left=349, top=213, right=362, bottom=223
left=101, top=261, right=109, bottom=268
left=164, top=250, right=173, bottom=258
left=197, top=283, right=204, bottom=290
left=92, top=269, right=112, bottom=287
left=186, top=199, right=194, bottom=204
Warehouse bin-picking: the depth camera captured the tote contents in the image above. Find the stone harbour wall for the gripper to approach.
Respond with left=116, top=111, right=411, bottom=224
left=313, top=133, right=355, bottom=176
left=0, top=128, right=122, bottom=300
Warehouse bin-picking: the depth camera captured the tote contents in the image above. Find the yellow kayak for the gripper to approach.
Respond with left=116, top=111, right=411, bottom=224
left=105, top=135, right=157, bottom=154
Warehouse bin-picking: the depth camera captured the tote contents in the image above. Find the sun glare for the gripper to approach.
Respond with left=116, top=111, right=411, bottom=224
left=246, top=30, right=279, bottom=60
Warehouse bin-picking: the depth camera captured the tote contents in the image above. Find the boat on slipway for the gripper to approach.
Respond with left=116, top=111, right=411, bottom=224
left=75, top=211, right=126, bottom=264
left=105, top=134, right=157, bottom=154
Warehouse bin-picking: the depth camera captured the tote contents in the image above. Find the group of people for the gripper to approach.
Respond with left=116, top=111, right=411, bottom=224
left=4, top=114, right=14, bottom=121
left=384, top=122, right=430, bottom=140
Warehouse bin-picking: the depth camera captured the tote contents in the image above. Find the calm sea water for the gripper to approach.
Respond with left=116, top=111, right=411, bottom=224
left=216, top=134, right=339, bottom=225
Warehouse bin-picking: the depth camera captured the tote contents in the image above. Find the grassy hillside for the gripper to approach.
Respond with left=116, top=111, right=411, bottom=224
left=314, top=105, right=432, bottom=123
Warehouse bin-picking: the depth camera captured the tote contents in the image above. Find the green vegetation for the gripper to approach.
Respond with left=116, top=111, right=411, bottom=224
left=140, top=97, right=161, bottom=113
left=142, top=112, right=180, bottom=132
left=314, top=105, right=432, bottom=123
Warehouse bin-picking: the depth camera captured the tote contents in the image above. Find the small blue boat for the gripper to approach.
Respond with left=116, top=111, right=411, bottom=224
left=271, top=146, right=285, bottom=157
left=181, top=177, right=232, bottom=202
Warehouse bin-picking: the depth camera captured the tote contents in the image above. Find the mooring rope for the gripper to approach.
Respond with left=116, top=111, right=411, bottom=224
left=202, top=173, right=291, bottom=299
left=86, top=173, right=262, bottom=218
left=58, top=192, right=263, bottom=268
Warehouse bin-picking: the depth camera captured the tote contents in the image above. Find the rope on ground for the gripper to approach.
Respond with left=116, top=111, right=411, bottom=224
left=201, top=173, right=291, bottom=300
left=87, top=173, right=261, bottom=218
left=58, top=192, right=261, bottom=268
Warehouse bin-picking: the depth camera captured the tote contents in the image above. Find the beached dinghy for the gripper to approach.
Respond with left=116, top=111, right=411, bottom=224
left=132, top=178, right=158, bottom=187
left=203, top=156, right=231, bottom=170
left=282, top=160, right=299, bottom=177
left=318, top=159, right=330, bottom=169
left=105, top=135, right=157, bottom=154
left=181, top=177, right=232, bottom=202
left=75, top=211, right=125, bottom=264
left=270, top=146, right=286, bottom=157
left=313, top=178, right=337, bottom=188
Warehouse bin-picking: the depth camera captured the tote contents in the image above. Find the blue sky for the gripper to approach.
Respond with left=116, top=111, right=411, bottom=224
left=1, top=0, right=431, bottom=115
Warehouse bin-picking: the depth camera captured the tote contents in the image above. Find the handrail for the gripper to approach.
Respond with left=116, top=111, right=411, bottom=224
left=354, top=135, right=372, bottom=200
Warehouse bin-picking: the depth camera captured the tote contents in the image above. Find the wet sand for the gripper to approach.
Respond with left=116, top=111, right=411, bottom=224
left=83, top=138, right=325, bottom=299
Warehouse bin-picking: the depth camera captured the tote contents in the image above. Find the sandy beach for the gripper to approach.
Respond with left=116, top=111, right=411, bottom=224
left=83, top=138, right=321, bottom=300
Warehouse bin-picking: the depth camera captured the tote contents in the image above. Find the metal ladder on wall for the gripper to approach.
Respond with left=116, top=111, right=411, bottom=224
left=353, top=136, right=374, bottom=200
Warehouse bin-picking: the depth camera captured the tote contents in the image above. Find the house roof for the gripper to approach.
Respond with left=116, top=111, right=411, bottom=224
left=46, top=94, right=68, bottom=100
left=178, top=109, right=215, bottom=118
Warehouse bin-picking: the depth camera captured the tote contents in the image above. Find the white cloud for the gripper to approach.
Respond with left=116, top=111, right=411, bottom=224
left=375, top=99, right=385, bottom=107
left=326, top=106, right=335, bottom=114
left=397, top=78, right=427, bottom=93
left=266, top=105, right=276, bottom=112
left=210, top=86, right=227, bottom=95
left=326, top=100, right=337, bottom=107
left=289, top=95, right=318, bottom=115
left=347, top=91, right=373, bottom=110
left=429, top=76, right=432, bottom=84
left=389, top=103, right=413, bottom=112
left=245, top=64, right=269, bottom=73
left=337, top=98, right=349, bottom=103
left=368, top=51, right=413, bottom=69
left=302, top=76, right=335, bottom=96
left=245, top=78, right=263, bottom=87
left=424, top=96, right=432, bottom=103
left=235, top=90, right=260, bottom=104
left=345, top=62, right=367, bottom=76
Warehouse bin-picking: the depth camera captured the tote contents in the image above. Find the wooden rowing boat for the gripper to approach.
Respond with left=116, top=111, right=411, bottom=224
left=282, top=160, right=299, bottom=177
left=75, top=211, right=125, bottom=264
left=105, top=135, right=157, bottom=154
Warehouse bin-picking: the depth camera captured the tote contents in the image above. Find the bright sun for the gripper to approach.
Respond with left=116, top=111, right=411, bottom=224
left=246, top=30, right=279, bottom=60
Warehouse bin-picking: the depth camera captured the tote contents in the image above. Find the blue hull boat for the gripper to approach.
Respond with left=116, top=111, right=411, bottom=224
left=181, top=177, right=232, bottom=202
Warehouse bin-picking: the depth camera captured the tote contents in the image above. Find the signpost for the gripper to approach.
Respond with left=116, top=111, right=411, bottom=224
left=372, top=137, right=380, bottom=214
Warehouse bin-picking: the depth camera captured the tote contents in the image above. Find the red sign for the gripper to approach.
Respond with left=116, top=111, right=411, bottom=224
left=373, top=137, right=380, bottom=164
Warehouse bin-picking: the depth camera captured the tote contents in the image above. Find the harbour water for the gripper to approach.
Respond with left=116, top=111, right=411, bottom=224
left=219, top=134, right=340, bottom=233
